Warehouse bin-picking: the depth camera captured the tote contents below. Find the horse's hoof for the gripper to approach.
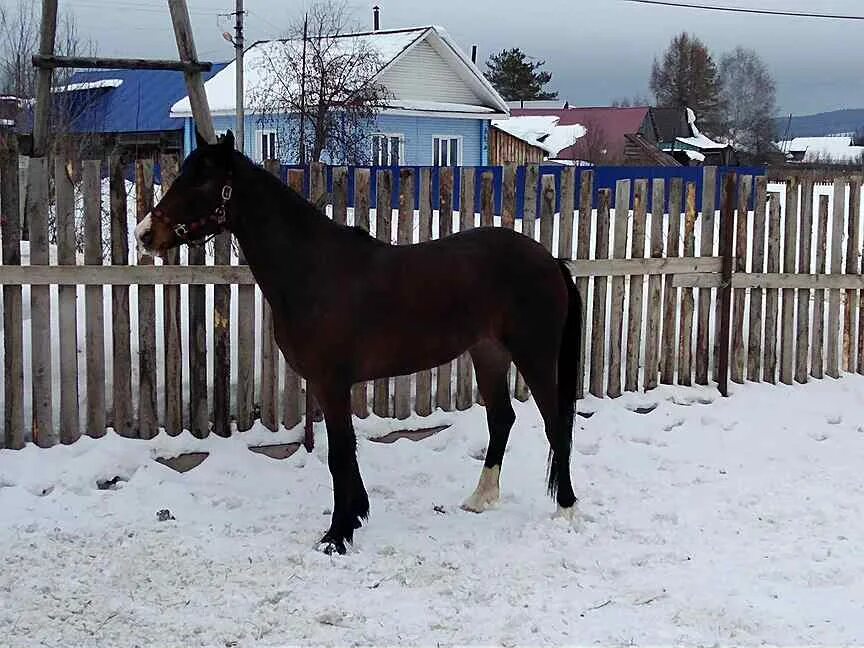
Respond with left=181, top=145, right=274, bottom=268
left=317, top=539, right=347, bottom=555
left=552, top=503, right=583, bottom=530
left=461, top=491, right=499, bottom=513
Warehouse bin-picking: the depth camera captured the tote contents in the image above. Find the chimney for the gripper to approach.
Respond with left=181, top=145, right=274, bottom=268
left=471, top=45, right=477, bottom=64
left=373, top=5, right=380, bottom=31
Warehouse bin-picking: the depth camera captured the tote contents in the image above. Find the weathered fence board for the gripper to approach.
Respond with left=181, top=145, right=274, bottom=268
left=794, top=178, right=814, bottom=383
left=731, top=175, right=752, bottom=384
left=539, top=174, right=555, bottom=252
left=55, top=157, right=80, bottom=443
left=1, top=146, right=24, bottom=449
left=747, top=176, right=768, bottom=382
left=846, top=179, right=861, bottom=372
left=589, top=189, right=611, bottom=398
left=435, top=167, right=454, bottom=412
left=160, top=154, right=183, bottom=436
left=258, top=160, right=280, bottom=432
left=481, top=171, right=494, bottom=227
left=110, top=153, right=133, bottom=438
left=625, top=179, right=647, bottom=392
left=608, top=179, right=630, bottom=398
left=780, top=178, right=799, bottom=385
left=811, top=195, right=829, bottom=379
left=661, top=179, right=682, bottom=385
left=697, top=167, right=716, bottom=385
left=136, top=159, right=158, bottom=439
left=332, top=166, right=348, bottom=225
left=558, top=167, right=575, bottom=261
left=826, top=179, right=845, bottom=378
left=678, top=182, right=697, bottom=386
left=415, top=168, right=433, bottom=417
left=283, top=169, right=305, bottom=429
left=374, top=169, right=392, bottom=416
left=456, top=168, right=476, bottom=410
left=351, top=169, right=371, bottom=418
left=394, top=168, right=414, bottom=420
left=763, top=192, right=781, bottom=383
left=212, top=192, right=233, bottom=438
left=643, top=178, right=664, bottom=391
left=575, top=171, right=592, bottom=399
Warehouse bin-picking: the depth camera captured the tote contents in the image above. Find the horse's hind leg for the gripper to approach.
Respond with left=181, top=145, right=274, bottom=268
left=462, top=340, right=515, bottom=513
left=314, top=382, right=370, bottom=555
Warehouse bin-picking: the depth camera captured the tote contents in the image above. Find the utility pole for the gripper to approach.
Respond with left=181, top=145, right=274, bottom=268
left=234, top=0, right=244, bottom=153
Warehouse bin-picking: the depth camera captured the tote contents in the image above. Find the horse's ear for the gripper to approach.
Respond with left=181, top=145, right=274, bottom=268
left=195, top=128, right=208, bottom=149
left=222, top=129, right=235, bottom=151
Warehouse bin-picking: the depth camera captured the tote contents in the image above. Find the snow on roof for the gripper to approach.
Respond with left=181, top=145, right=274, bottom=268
left=676, top=107, right=727, bottom=150
left=170, top=26, right=507, bottom=118
left=52, top=79, right=123, bottom=93
left=388, top=99, right=496, bottom=115
left=683, top=149, right=706, bottom=162
left=776, top=135, right=864, bottom=162
left=491, top=115, right=585, bottom=157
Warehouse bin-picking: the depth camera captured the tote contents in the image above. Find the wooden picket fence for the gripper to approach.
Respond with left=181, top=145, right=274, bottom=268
left=2, top=150, right=864, bottom=450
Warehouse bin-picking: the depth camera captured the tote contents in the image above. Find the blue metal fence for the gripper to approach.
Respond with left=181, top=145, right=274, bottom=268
left=281, top=164, right=767, bottom=216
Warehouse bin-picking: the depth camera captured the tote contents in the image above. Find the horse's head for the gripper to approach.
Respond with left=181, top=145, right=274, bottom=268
left=135, top=129, right=236, bottom=256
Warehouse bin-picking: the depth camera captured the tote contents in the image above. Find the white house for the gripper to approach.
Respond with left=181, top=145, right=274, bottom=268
left=170, top=25, right=509, bottom=166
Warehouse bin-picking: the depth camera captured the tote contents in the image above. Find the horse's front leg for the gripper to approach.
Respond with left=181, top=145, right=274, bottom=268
left=314, top=382, right=369, bottom=555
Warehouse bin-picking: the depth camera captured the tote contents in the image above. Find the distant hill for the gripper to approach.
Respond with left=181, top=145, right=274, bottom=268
left=774, top=109, right=864, bottom=138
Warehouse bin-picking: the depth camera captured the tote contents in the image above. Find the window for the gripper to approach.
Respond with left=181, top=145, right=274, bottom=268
left=371, top=133, right=403, bottom=166
left=256, top=129, right=278, bottom=162
left=433, top=136, right=462, bottom=166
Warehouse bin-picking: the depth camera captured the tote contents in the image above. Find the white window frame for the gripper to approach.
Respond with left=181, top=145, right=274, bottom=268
left=370, top=132, right=404, bottom=166
left=432, top=135, right=463, bottom=167
left=255, top=129, right=278, bottom=162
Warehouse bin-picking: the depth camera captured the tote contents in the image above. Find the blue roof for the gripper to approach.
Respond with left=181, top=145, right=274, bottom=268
left=60, top=64, right=227, bottom=134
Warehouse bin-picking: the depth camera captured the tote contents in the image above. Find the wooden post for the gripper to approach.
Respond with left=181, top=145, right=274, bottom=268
left=608, top=180, right=630, bottom=398
left=415, top=168, right=433, bottom=416
left=747, top=176, right=768, bottom=382
left=435, top=167, right=455, bottom=411
left=168, top=0, right=216, bottom=143
left=522, top=164, right=539, bottom=241
left=136, top=158, right=158, bottom=439
left=731, top=175, right=752, bottom=384
left=811, top=194, right=829, bottom=379
left=845, top=178, right=861, bottom=372
left=826, top=179, right=845, bottom=378
left=212, top=219, right=232, bottom=437
left=283, top=169, right=304, bottom=430
left=258, top=160, right=281, bottom=432
left=160, top=154, right=184, bottom=436
left=501, top=163, right=517, bottom=230
left=110, top=153, right=133, bottom=437
left=1, top=145, right=24, bottom=448
left=394, top=168, right=414, bottom=419
left=763, top=193, right=782, bottom=383
left=794, top=177, right=814, bottom=383
left=625, top=179, right=647, bottom=392
left=539, top=174, right=555, bottom=252
left=590, top=189, right=611, bottom=398
left=575, top=171, right=593, bottom=399
left=332, top=167, right=348, bottom=225
left=678, top=182, right=697, bottom=386
left=643, top=178, right=665, bottom=391
left=351, top=168, right=371, bottom=417
left=780, top=177, right=799, bottom=385
left=374, top=169, right=392, bottom=416
left=558, top=168, right=576, bottom=261
left=660, top=179, right=682, bottom=385
left=30, top=0, right=58, bottom=156
left=716, top=172, right=737, bottom=397
left=456, top=168, right=476, bottom=409
left=697, top=167, right=716, bottom=385
left=480, top=171, right=494, bottom=227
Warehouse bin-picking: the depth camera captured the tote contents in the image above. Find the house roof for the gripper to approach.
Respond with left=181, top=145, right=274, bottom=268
left=491, top=115, right=585, bottom=157
left=59, top=65, right=227, bottom=134
left=509, top=106, right=650, bottom=158
left=170, top=25, right=508, bottom=119
left=776, top=135, right=864, bottom=162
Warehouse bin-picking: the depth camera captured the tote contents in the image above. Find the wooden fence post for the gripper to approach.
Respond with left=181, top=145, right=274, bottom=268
left=763, top=192, right=781, bottom=383
left=283, top=169, right=305, bottom=430
left=625, top=179, right=647, bottom=392
left=677, top=182, right=697, bottom=386
left=351, top=168, right=371, bottom=417
left=590, top=189, right=611, bottom=398
left=160, top=154, right=184, bottom=436
left=136, top=158, right=158, bottom=439
left=716, top=172, right=737, bottom=397
left=811, top=194, right=829, bottom=379
left=747, top=176, right=768, bottom=382
left=794, top=177, right=814, bottom=384
left=696, top=167, right=716, bottom=385
left=109, top=152, right=133, bottom=437
left=643, top=178, right=664, bottom=391
left=780, top=177, right=799, bottom=385
left=374, top=169, right=392, bottom=416
left=660, top=179, right=682, bottom=385
left=436, top=167, right=455, bottom=411
left=575, top=171, right=593, bottom=399
left=1, top=144, right=24, bottom=449
left=258, top=159, right=280, bottom=432
left=826, top=179, right=845, bottom=378
left=415, top=168, right=434, bottom=416
left=845, top=178, right=861, bottom=372
left=394, top=168, right=414, bottom=419
left=731, top=175, right=752, bottom=384
left=456, top=168, right=475, bottom=409
left=607, top=179, right=630, bottom=398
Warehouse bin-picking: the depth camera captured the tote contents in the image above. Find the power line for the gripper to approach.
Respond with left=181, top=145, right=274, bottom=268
left=623, top=0, right=864, bottom=20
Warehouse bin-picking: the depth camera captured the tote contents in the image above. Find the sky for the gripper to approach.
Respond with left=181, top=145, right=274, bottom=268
left=6, top=0, right=864, bottom=116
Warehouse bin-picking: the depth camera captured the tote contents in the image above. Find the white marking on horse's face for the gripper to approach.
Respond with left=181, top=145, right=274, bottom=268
left=461, top=465, right=501, bottom=513
left=134, top=213, right=154, bottom=254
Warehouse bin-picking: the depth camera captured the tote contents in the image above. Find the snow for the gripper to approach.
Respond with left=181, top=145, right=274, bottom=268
left=386, top=99, right=497, bottom=114
left=491, top=115, right=586, bottom=157
left=3, top=378, right=864, bottom=645
left=675, top=107, right=728, bottom=151
left=777, top=136, right=864, bottom=163
left=683, top=149, right=706, bottom=162
left=51, top=79, right=123, bottom=93
left=171, top=29, right=426, bottom=116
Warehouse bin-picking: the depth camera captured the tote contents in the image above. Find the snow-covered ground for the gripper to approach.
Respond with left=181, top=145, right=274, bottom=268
left=3, top=377, right=864, bottom=646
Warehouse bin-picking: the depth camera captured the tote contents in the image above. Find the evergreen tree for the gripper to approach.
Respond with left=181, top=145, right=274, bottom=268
left=484, top=48, right=558, bottom=102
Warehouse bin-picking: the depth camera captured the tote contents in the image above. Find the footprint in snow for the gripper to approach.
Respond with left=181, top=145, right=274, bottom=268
left=663, top=418, right=685, bottom=432
left=826, top=414, right=842, bottom=425
left=809, top=431, right=829, bottom=442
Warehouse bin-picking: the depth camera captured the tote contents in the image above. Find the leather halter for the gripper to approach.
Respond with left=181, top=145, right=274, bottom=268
left=153, top=174, right=233, bottom=243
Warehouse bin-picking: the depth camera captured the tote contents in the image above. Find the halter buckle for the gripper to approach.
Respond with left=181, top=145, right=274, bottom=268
left=222, top=185, right=233, bottom=201
left=174, top=223, right=188, bottom=238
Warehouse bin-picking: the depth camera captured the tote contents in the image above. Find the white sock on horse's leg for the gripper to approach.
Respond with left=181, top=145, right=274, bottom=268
left=461, top=465, right=500, bottom=513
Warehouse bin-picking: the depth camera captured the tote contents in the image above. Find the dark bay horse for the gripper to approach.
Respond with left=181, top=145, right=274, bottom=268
left=135, top=130, right=583, bottom=555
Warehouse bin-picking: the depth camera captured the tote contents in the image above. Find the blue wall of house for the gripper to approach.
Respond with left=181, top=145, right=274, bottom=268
left=190, top=113, right=489, bottom=165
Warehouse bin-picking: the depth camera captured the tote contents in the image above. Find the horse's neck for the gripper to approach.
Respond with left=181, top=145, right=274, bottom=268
left=231, top=168, right=329, bottom=308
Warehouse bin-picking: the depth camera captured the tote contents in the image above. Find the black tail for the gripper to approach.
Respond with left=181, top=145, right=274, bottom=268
left=547, top=261, right=582, bottom=500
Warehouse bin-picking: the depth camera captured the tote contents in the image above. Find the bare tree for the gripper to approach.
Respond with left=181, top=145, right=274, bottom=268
left=249, top=0, right=389, bottom=164
left=612, top=95, right=651, bottom=108
left=719, top=47, right=777, bottom=155
left=564, top=119, right=621, bottom=165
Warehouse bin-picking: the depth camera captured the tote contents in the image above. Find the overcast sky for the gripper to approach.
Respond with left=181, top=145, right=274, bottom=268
left=8, top=0, right=864, bottom=115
